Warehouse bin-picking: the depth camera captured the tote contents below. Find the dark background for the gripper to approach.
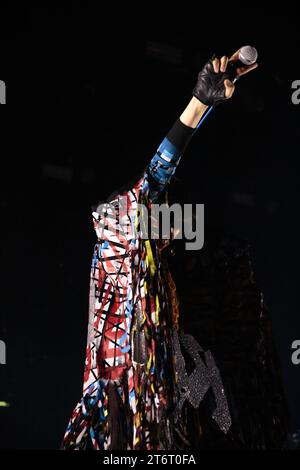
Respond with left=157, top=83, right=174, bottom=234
left=0, top=6, right=299, bottom=448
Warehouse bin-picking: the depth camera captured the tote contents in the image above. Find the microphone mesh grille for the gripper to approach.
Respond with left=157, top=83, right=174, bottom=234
left=239, top=46, right=258, bottom=65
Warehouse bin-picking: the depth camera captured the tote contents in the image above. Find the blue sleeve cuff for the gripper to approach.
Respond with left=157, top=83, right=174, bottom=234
left=148, top=137, right=182, bottom=187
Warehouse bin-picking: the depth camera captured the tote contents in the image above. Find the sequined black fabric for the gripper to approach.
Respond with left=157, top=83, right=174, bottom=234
left=172, top=330, right=231, bottom=433
left=170, top=233, right=290, bottom=449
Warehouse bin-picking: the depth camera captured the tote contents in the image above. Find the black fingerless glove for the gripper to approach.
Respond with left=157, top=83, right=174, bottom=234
left=193, top=56, right=230, bottom=106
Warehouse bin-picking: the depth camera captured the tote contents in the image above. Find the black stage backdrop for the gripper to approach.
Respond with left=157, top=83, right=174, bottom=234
left=0, top=7, right=299, bottom=449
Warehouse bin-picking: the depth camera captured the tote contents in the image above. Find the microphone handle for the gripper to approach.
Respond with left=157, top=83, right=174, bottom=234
left=226, top=60, right=246, bottom=84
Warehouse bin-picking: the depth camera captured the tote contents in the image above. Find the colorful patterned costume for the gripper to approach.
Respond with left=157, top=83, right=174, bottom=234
left=61, top=54, right=290, bottom=449
left=62, top=117, right=231, bottom=450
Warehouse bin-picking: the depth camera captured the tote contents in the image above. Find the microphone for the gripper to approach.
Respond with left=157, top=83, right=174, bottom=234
left=227, top=45, right=258, bottom=83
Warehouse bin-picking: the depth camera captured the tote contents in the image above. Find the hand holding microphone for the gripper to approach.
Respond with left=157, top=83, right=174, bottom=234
left=193, top=46, right=258, bottom=106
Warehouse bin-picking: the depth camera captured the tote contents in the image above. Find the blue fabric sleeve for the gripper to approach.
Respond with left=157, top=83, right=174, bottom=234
left=146, top=119, right=194, bottom=201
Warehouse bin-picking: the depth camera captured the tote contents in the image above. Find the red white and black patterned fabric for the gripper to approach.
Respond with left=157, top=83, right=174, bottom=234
left=62, top=119, right=197, bottom=450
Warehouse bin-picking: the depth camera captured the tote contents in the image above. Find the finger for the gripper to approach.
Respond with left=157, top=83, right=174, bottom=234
left=228, top=49, right=241, bottom=63
left=224, top=79, right=235, bottom=99
left=212, top=57, right=220, bottom=73
left=220, top=56, right=228, bottom=72
left=236, top=62, right=258, bottom=77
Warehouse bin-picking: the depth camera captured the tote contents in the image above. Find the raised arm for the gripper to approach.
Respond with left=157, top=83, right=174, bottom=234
left=147, top=49, right=258, bottom=201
